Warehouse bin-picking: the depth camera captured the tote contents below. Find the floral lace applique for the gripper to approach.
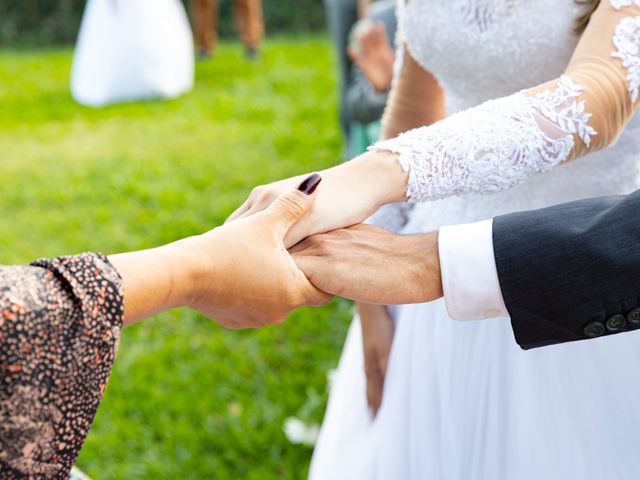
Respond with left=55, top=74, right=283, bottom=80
left=371, top=76, right=597, bottom=202
left=611, top=15, right=640, bottom=103
left=610, top=0, right=640, bottom=10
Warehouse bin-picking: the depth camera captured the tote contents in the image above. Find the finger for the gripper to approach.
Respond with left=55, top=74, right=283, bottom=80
left=236, top=203, right=263, bottom=221
left=292, top=255, right=331, bottom=292
left=374, top=22, right=386, bottom=36
left=304, top=284, right=334, bottom=307
left=263, top=173, right=322, bottom=238
left=347, top=45, right=359, bottom=62
left=226, top=201, right=252, bottom=224
left=288, top=235, right=320, bottom=255
left=379, top=354, right=389, bottom=380
left=290, top=255, right=333, bottom=303
left=366, top=367, right=383, bottom=417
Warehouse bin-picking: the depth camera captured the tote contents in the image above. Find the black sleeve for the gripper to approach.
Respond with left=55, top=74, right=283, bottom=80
left=493, top=189, right=640, bottom=350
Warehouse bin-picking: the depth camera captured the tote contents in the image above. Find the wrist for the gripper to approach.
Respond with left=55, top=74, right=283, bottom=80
left=348, top=150, right=409, bottom=206
left=162, top=235, right=217, bottom=310
left=405, top=232, right=443, bottom=302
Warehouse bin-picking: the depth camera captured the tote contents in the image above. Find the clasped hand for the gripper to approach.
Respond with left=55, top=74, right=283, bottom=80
left=224, top=155, right=443, bottom=314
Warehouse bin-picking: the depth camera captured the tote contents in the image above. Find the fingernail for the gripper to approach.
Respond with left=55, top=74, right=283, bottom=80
left=297, top=173, right=322, bottom=195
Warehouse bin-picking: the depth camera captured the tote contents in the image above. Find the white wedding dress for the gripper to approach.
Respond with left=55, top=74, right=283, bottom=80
left=310, top=1, right=640, bottom=479
left=71, top=0, right=194, bottom=107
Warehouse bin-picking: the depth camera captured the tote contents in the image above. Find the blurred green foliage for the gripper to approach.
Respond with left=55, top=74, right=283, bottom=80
left=0, top=36, right=350, bottom=478
left=0, top=0, right=327, bottom=46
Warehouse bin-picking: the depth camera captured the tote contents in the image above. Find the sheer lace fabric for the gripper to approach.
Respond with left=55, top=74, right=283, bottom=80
left=374, top=76, right=596, bottom=201
left=612, top=15, right=640, bottom=102
left=611, top=0, right=640, bottom=10
left=373, top=0, right=640, bottom=203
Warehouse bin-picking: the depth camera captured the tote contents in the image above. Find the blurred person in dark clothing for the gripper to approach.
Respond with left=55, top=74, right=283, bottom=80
left=323, top=0, right=364, bottom=153
left=345, top=0, right=396, bottom=157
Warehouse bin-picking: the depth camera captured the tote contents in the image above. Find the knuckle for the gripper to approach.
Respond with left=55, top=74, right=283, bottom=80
left=307, top=235, right=331, bottom=255
left=285, top=285, right=305, bottom=306
left=251, top=185, right=265, bottom=197
left=280, top=192, right=306, bottom=211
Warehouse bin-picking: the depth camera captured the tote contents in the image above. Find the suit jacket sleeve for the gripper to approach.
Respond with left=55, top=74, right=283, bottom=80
left=493, top=189, right=640, bottom=350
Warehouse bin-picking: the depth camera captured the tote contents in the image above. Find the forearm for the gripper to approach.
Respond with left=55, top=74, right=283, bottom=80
left=109, top=236, right=205, bottom=325
left=321, top=149, right=408, bottom=209
left=381, top=48, right=446, bottom=139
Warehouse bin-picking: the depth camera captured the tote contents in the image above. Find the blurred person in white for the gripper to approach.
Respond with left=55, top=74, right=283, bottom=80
left=229, top=1, right=640, bottom=478
left=70, top=0, right=194, bottom=107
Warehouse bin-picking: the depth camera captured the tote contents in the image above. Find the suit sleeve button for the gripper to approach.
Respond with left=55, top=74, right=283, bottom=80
left=627, top=308, right=640, bottom=326
left=605, top=314, right=626, bottom=332
left=584, top=321, right=606, bottom=338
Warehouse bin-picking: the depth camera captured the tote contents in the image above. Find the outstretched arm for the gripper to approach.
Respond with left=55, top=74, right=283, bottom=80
left=112, top=174, right=330, bottom=328
left=232, top=2, right=640, bottom=246
left=0, top=175, right=329, bottom=478
left=442, top=189, right=640, bottom=349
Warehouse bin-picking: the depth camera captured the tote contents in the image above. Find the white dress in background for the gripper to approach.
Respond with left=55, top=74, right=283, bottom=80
left=311, top=1, right=640, bottom=479
left=71, top=0, right=194, bottom=107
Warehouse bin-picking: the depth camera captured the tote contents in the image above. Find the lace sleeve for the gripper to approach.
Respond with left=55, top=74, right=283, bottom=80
left=372, top=1, right=640, bottom=202
left=368, top=7, right=446, bottom=231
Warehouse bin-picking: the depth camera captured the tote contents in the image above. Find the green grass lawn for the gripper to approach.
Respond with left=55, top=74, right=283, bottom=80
left=0, top=36, right=353, bottom=479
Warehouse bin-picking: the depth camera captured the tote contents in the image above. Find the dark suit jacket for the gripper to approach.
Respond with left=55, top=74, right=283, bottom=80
left=493, top=189, right=640, bottom=350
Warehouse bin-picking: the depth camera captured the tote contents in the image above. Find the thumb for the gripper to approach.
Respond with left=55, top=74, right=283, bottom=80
left=263, top=173, right=322, bottom=237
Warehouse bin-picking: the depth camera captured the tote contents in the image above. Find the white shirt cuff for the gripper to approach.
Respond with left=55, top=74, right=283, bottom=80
left=438, top=219, right=509, bottom=320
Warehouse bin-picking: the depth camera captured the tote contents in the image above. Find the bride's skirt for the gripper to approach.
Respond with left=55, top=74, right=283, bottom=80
left=71, top=0, right=194, bottom=107
left=310, top=300, right=640, bottom=479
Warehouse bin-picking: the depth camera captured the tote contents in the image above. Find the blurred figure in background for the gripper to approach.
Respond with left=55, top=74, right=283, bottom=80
left=70, top=0, right=194, bottom=107
left=191, top=0, right=264, bottom=59
left=323, top=0, right=359, bottom=156
left=345, top=0, right=396, bottom=158
left=325, top=0, right=398, bottom=158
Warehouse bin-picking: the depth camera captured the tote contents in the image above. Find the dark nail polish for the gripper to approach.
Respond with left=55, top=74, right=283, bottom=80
left=297, top=173, right=322, bottom=195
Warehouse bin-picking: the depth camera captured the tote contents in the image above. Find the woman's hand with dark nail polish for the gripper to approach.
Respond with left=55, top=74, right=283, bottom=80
left=297, top=173, right=322, bottom=195
left=225, top=151, right=408, bottom=248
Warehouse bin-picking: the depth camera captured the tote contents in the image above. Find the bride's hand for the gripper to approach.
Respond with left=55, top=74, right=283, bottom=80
left=226, top=151, right=408, bottom=248
left=359, top=302, right=395, bottom=418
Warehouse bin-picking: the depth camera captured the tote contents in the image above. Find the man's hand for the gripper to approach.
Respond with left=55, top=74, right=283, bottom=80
left=291, top=224, right=443, bottom=305
left=348, top=22, right=395, bottom=93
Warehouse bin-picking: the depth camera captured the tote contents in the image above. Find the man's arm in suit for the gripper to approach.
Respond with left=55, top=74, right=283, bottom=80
left=293, top=190, right=640, bottom=350
left=440, top=189, right=640, bottom=349
left=490, top=190, right=640, bottom=349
